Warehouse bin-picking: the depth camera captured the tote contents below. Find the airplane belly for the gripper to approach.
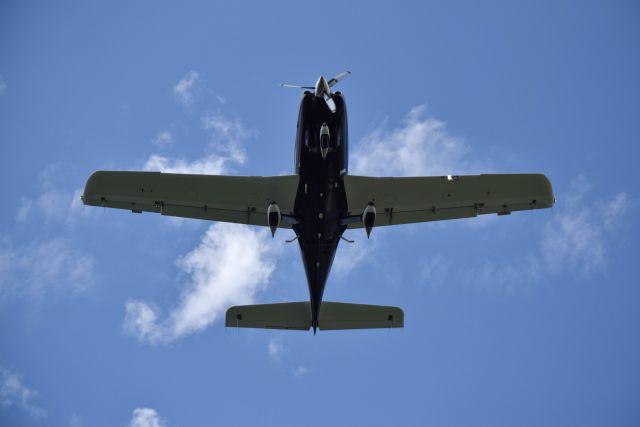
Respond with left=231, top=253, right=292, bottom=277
left=293, top=177, right=346, bottom=319
left=292, top=94, right=349, bottom=329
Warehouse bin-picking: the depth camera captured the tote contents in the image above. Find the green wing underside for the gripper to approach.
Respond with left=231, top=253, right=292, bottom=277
left=82, top=171, right=299, bottom=227
left=83, top=171, right=553, bottom=228
left=343, top=173, right=554, bottom=228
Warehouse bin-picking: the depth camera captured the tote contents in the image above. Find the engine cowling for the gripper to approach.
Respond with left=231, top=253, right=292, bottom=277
left=267, top=202, right=281, bottom=237
left=362, top=203, right=376, bottom=238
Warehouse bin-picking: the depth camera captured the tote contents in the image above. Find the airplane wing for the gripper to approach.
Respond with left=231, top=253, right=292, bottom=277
left=82, top=171, right=299, bottom=227
left=343, top=173, right=554, bottom=228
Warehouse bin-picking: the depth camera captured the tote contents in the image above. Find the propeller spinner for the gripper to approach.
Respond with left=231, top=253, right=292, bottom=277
left=281, top=70, right=351, bottom=113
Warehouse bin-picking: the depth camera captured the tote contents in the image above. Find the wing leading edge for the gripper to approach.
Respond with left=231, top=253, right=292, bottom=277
left=82, top=171, right=299, bottom=227
left=343, top=173, right=554, bottom=228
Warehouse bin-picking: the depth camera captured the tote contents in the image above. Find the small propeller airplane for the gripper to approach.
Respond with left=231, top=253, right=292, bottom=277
left=82, top=71, right=554, bottom=333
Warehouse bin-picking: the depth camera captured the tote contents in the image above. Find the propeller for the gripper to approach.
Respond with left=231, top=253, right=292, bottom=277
left=280, top=70, right=351, bottom=113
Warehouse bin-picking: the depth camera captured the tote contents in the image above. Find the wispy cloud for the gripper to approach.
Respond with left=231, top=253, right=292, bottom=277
left=143, top=112, right=249, bottom=175
left=16, top=164, right=89, bottom=225
left=173, top=71, right=200, bottom=107
left=352, top=105, right=484, bottom=176
left=126, top=88, right=278, bottom=343
left=268, top=336, right=284, bottom=362
left=143, top=154, right=229, bottom=175
left=292, top=365, right=308, bottom=378
left=127, top=408, right=166, bottom=427
left=201, top=111, right=252, bottom=147
left=16, top=189, right=85, bottom=224
left=343, top=105, right=490, bottom=277
left=201, top=111, right=252, bottom=165
left=332, top=235, right=378, bottom=279
left=334, top=105, right=479, bottom=277
left=0, top=366, right=46, bottom=419
left=0, top=238, right=95, bottom=303
left=460, top=175, right=632, bottom=292
left=339, top=105, right=485, bottom=277
left=417, top=254, right=452, bottom=290
left=124, top=223, right=278, bottom=344
left=540, top=175, right=631, bottom=278
left=351, top=108, right=633, bottom=291
left=151, top=131, right=174, bottom=147
left=0, top=74, right=6, bottom=95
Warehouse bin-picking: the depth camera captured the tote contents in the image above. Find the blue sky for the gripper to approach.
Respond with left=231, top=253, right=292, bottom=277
left=1, top=1, right=639, bottom=426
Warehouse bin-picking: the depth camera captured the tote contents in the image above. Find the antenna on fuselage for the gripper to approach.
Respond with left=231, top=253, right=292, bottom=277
left=280, top=70, right=351, bottom=113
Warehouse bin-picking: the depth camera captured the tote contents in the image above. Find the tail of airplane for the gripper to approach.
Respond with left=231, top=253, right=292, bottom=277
left=225, top=301, right=403, bottom=332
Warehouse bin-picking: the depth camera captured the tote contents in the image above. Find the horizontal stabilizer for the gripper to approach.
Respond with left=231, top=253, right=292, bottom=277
left=226, top=302, right=311, bottom=330
left=225, top=301, right=403, bottom=331
left=319, top=302, right=403, bottom=330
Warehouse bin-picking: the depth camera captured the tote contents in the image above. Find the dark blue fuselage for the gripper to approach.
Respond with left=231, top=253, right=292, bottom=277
left=292, top=92, right=349, bottom=332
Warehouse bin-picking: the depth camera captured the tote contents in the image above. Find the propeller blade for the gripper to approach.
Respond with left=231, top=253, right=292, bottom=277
left=327, top=70, right=351, bottom=87
left=323, top=92, right=337, bottom=113
left=280, top=83, right=315, bottom=89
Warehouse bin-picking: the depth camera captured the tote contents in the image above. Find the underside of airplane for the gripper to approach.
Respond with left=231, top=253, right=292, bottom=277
left=82, top=71, right=554, bottom=333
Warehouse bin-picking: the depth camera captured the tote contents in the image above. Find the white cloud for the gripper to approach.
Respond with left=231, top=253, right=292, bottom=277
left=465, top=254, right=542, bottom=293
left=417, top=254, right=452, bottom=290
left=602, top=192, right=630, bottom=233
left=201, top=111, right=251, bottom=163
left=173, top=71, right=200, bottom=107
left=15, top=198, right=32, bottom=221
left=16, top=163, right=89, bottom=225
left=143, top=112, right=249, bottom=175
left=128, top=103, right=275, bottom=343
left=124, top=223, right=278, bottom=344
left=0, top=366, right=46, bottom=419
left=0, top=238, right=95, bottom=302
left=461, top=175, right=632, bottom=291
left=201, top=112, right=251, bottom=146
left=143, top=154, right=228, bottom=175
left=332, top=234, right=378, bottom=278
left=341, top=106, right=486, bottom=276
left=292, top=365, right=308, bottom=378
left=350, top=108, right=633, bottom=291
left=352, top=105, right=483, bottom=176
left=151, top=131, right=174, bottom=147
left=127, top=408, right=165, bottom=427
left=16, top=188, right=85, bottom=224
left=540, top=176, right=630, bottom=277
left=0, top=74, right=6, bottom=95
left=268, top=337, right=284, bottom=361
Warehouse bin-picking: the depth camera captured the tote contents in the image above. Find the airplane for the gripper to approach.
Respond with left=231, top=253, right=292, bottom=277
left=82, top=71, right=554, bottom=334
